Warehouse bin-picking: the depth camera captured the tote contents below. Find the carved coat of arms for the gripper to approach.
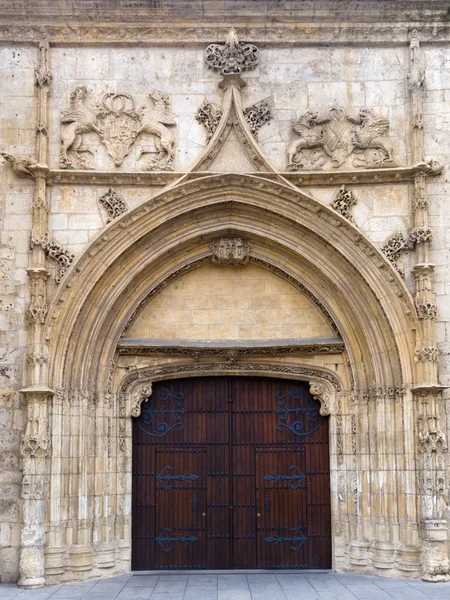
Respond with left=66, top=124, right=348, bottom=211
left=287, top=106, right=395, bottom=170
left=60, top=87, right=176, bottom=170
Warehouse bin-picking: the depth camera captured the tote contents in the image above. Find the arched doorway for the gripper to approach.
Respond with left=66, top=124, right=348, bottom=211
left=132, top=377, right=331, bottom=570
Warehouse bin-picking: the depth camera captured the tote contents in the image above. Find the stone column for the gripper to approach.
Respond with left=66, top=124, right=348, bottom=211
left=407, top=34, right=450, bottom=581
left=18, top=42, right=53, bottom=589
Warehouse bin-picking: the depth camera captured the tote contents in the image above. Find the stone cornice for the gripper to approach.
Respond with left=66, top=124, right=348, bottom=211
left=47, top=163, right=441, bottom=188
left=0, top=23, right=449, bottom=45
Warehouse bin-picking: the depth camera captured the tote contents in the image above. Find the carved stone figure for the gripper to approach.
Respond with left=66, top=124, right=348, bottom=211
left=60, top=86, right=101, bottom=169
left=60, top=88, right=177, bottom=170
left=287, top=106, right=395, bottom=170
left=205, top=28, right=259, bottom=75
left=1, top=151, right=38, bottom=178
left=137, top=91, right=177, bottom=170
left=211, top=238, right=250, bottom=265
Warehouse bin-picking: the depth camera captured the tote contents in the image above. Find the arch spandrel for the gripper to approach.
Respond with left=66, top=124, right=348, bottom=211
left=43, top=173, right=420, bottom=393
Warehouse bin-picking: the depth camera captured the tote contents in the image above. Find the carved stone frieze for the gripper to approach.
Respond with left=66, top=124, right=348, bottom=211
left=20, top=434, right=50, bottom=458
left=60, top=88, right=176, bottom=171
left=410, top=226, right=433, bottom=245
left=381, top=232, right=413, bottom=276
left=211, top=238, right=250, bottom=265
left=205, top=28, right=259, bottom=75
left=243, top=99, right=272, bottom=139
left=287, top=106, right=395, bottom=171
left=31, top=234, right=74, bottom=283
left=98, top=188, right=128, bottom=222
left=118, top=340, right=345, bottom=358
left=130, top=384, right=152, bottom=418
left=1, top=151, right=39, bottom=178
left=415, top=347, right=439, bottom=363
left=330, top=185, right=357, bottom=222
left=195, top=100, right=223, bottom=142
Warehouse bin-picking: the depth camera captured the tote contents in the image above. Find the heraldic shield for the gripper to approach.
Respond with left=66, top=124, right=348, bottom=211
left=97, top=93, right=142, bottom=166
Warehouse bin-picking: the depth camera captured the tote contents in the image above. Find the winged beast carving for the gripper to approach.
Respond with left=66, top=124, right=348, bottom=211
left=60, top=88, right=176, bottom=170
left=287, top=106, right=396, bottom=170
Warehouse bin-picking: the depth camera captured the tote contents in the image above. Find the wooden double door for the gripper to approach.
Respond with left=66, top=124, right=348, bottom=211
left=132, top=377, right=331, bottom=570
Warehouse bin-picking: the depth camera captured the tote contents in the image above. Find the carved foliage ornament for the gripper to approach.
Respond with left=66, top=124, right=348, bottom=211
left=205, top=28, right=259, bottom=75
left=243, top=100, right=272, bottom=139
left=60, top=87, right=176, bottom=170
left=131, top=384, right=153, bottom=418
left=98, top=188, right=128, bottom=222
left=211, top=238, right=250, bottom=266
left=287, top=106, right=395, bottom=171
left=330, top=185, right=357, bottom=222
left=31, top=234, right=74, bottom=283
left=381, top=232, right=414, bottom=277
left=195, top=100, right=223, bottom=143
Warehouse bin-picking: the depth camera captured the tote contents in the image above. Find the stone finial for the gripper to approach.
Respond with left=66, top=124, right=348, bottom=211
left=205, top=28, right=259, bottom=75
left=211, top=238, right=250, bottom=265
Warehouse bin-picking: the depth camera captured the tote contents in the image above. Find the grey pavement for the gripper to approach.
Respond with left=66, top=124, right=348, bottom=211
left=1, top=573, right=450, bottom=600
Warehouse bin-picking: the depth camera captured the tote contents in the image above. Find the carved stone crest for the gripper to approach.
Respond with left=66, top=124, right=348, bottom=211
left=96, top=93, right=141, bottom=166
left=60, top=87, right=176, bottom=170
left=205, top=28, right=259, bottom=75
left=287, top=106, right=395, bottom=170
left=211, top=238, right=250, bottom=266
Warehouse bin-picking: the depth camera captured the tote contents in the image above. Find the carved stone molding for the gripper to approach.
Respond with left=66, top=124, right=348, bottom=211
left=98, top=188, right=128, bottom=222
left=20, top=434, right=50, bottom=458
left=415, top=347, right=439, bottom=363
left=330, top=185, right=357, bottom=222
left=60, top=87, right=176, bottom=170
left=287, top=106, right=396, bottom=171
left=195, top=100, right=223, bottom=142
left=120, top=362, right=342, bottom=394
left=130, top=384, right=152, bottom=418
left=205, top=28, right=259, bottom=75
left=243, top=99, right=272, bottom=139
left=211, top=238, right=250, bottom=265
left=31, top=234, right=74, bottom=283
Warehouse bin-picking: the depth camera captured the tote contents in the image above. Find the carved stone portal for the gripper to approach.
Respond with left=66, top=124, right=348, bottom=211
left=287, top=106, right=396, bottom=170
left=211, top=238, right=250, bottom=265
left=60, top=87, right=176, bottom=170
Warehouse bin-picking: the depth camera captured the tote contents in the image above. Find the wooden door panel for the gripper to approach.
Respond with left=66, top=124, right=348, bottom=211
left=132, top=376, right=331, bottom=570
left=154, top=448, right=206, bottom=569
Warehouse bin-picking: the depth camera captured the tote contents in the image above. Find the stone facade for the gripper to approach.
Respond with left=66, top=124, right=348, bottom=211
left=1, top=0, right=450, bottom=587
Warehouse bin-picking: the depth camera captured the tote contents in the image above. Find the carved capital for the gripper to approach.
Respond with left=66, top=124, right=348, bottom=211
left=131, top=384, right=153, bottom=418
left=416, top=299, right=438, bottom=320
left=410, top=226, right=433, bottom=245
left=211, top=238, right=250, bottom=266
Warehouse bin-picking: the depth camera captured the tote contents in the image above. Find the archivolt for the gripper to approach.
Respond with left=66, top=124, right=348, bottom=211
left=43, top=173, right=419, bottom=393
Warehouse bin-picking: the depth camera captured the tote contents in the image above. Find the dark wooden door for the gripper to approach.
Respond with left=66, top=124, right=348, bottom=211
left=132, top=377, right=331, bottom=570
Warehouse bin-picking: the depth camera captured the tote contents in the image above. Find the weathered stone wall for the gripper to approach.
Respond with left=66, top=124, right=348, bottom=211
left=0, top=46, right=36, bottom=582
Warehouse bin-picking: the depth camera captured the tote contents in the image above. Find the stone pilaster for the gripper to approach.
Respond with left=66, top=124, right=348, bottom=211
left=18, top=42, right=52, bottom=589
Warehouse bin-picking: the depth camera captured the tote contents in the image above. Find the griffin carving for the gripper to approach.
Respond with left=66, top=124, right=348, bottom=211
left=60, top=86, right=101, bottom=168
left=287, top=106, right=396, bottom=171
left=60, top=87, right=177, bottom=170
left=137, top=91, right=176, bottom=171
